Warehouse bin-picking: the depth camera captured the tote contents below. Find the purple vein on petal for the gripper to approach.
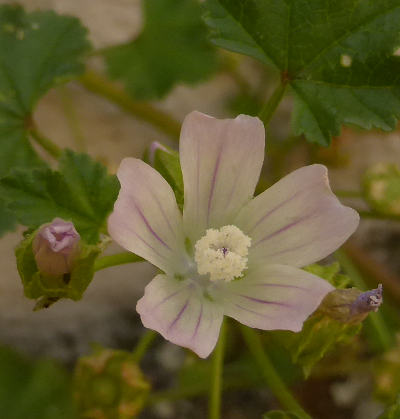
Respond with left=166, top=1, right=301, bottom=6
left=191, top=303, right=203, bottom=340
left=134, top=202, right=171, bottom=250
left=248, top=191, right=302, bottom=235
left=248, top=179, right=321, bottom=235
left=126, top=225, right=169, bottom=262
left=207, top=141, right=224, bottom=225
left=234, top=303, right=274, bottom=319
left=261, top=242, right=310, bottom=259
left=237, top=294, right=291, bottom=307
left=168, top=299, right=190, bottom=331
left=253, top=212, right=315, bottom=247
left=153, top=287, right=186, bottom=311
left=250, top=283, right=307, bottom=291
left=152, top=190, right=176, bottom=239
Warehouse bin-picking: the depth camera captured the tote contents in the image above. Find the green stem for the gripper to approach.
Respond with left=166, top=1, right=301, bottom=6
left=132, top=330, right=157, bottom=363
left=258, top=82, right=287, bottom=126
left=29, top=125, right=62, bottom=159
left=334, top=190, right=363, bottom=198
left=94, top=252, right=143, bottom=272
left=335, top=249, right=392, bottom=351
left=79, top=70, right=181, bottom=140
left=209, top=320, right=226, bottom=419
left=357, top=210, right=400, bottom=222
left=240, top=326, right=310, bottom=419
left=59, top=85, right=87, bottom=152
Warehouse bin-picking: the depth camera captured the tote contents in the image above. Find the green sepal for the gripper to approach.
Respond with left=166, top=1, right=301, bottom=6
left=105, top=0, right=218, bottom=100
left=363, top=163, right=400, bottom=217
left=304, top=262, right=351, bottom=289
left=0, top=150, right=120, bottom=244
left=15, top=228, right=104, bottom=309
left=148, top=143, right=184, bottom=210
left=274, top=313, right=361, bottom=377
left=273, top=263, right=360, bottom=376
left=263, top=411, right=302, bottom=419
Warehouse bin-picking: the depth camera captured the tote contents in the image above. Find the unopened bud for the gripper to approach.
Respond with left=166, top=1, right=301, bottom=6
left=350, top=284, right=383, bottom=315
left=319, top=285, right=383, bottom=324
left=33, top=218, right=80, bottom=276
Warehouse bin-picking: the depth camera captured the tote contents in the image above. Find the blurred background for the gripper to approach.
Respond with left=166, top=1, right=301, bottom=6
left=0, top=1, right=400, bottom=418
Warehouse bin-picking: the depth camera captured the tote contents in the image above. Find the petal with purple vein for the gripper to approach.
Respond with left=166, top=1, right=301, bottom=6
left=220, top=264, right=334, bottom=331
left=180, top=111, right=265, bottom=243
left=234, top=165, right=359, bottom=268
left=108, top=158, right=186, bottom=275
left=136, top=274, right=224, bottom=358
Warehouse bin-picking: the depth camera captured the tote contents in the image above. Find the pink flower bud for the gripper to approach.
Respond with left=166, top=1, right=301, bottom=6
left=33, top=218, right=80, bottom=276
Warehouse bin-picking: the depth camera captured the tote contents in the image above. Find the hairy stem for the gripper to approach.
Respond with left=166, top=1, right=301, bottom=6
left=209, top=320, right=226, bottom=419
left=59, top=85, right=87, bottom=152
left=258, top=82, right=287, bottom=126
left=94, top=252, right=143, bottom=272
left=132, top=330, right=158, bottom=363
left=29, top=124, right=62, bottom=159
left=79, top=70, right=181, bottom=140
left=335, top=248, right=393, bottom=351
left=240, top=326, right=311, bottom=419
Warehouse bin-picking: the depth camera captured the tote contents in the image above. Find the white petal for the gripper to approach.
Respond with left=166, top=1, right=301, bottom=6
left=136, top=274, right=224, bottom=358
left=108, top=158, right=186, bottom=275
left=234, top=165, right=359, bottom=267
left=180, top=111, right=265, bottom=243
left=220, top=264, right=334, bottom=331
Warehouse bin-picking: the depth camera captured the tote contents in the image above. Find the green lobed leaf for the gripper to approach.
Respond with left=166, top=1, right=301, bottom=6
left=0, top=346, right=77, bottom=419
left=105, top=0, right=218, bottom=99
left=363, top=163, right=400, bottom=217
left=15, top=226, right=103, bottom=308
left=204, top=0, right=400, bottom=146
left=0, top=5, right=91, bottom=236
left=1, top=150, right=120, bottom=244
left=304, top=262, right=351, bottom=289
left=0, top=198, right=17, bottom=236
left=0, top=4, right=90, bottom=174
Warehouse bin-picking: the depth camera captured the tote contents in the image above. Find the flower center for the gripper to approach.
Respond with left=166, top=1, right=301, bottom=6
left=194, top=225, right=251, bottom=282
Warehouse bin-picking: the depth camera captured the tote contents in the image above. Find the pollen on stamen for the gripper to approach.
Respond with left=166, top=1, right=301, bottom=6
left=194, top=225, right=251, bottom=282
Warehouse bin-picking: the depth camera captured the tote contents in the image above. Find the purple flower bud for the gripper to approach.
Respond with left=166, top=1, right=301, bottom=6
left=350, top=284, right=383, bottom=316
left=33, top=218, right=80, bottom=276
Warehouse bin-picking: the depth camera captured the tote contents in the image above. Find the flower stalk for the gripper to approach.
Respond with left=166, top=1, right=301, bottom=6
left=240, top=325, right=311, bottom=419
left=29, top=124, right=62, bottom=159
left=79, top=70, right=181, bottom=140
left=132, top=330, right=158, bottom=363
left=258, top=82, right=287, bottom=126
left=94, top=252, right=143, bottom=272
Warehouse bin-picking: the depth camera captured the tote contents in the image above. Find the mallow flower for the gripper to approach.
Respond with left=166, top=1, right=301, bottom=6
left=108, top=111, right=359, bottom=358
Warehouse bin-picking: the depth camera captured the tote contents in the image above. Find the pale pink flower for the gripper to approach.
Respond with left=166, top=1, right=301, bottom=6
left=33, top=218, right=80, bottom=276
left=108, top=111, right=359, bottom=358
